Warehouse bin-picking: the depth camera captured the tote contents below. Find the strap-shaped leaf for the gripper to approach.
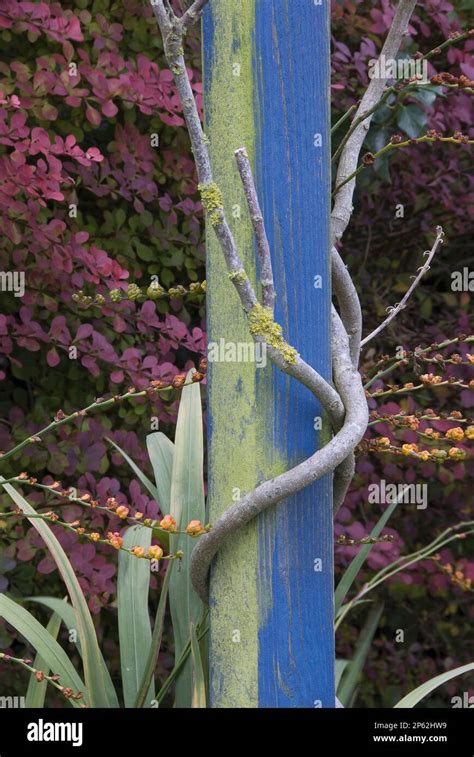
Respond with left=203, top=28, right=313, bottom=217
left=118, top=525, right=154, bottom=707
left=337, top=603, right=384, bottom=707
left=394, top=662, right=474, bottom=708
left=25, top=597, right=82, bottom=656
left=190, top=622, right=206, bottom=708
left=0, top=594, right=86, bottom=708
left=167, top=373, right=205, bottom=707
left=0, top=478, right=118, bottom=708
left=25, top=609, right=62, bottom=708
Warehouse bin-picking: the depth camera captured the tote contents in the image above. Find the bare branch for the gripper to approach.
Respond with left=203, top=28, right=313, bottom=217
left=332, top=247, right=362, bottom=368
left=235, top=147, right=276, bottom=310
left=361, top=226, right=444, bottom=348
left=181, top=0, right=209, bottom=30
left=330, top=0, right=417, bottom=248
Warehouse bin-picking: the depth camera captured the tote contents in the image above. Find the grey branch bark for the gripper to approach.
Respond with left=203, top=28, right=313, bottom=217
left=330, top=0, right=417, bottom=247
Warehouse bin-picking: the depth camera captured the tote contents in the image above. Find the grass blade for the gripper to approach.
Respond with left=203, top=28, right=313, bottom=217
left=146, top=432, right=174, bottom=511
left=394, top=663, right=474, bottom=708
left=335, top=659, right=350, bottom=691
left=134, top=561, right=173, bottom=708
left=190, top=621, right=206, bottom=708
left=0, top=594, right=86, bottom=708
left=118, top=524, right=154, bottom=707
left=108, top=437, right=170, bottom=550
left=25, top=597, right=81, bottom=656
left=0, top=478, right=119, bottom=707
left=337, top=602, right=384, bottom=707
left=335, top=494, right=403, bottom=615
left=25, top=610, right=62, bottom=708
left=167, top=372, right=205, bottom=707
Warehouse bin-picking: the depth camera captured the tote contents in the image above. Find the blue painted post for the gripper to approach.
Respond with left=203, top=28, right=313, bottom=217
left=203, top=0, right=333, bottom=707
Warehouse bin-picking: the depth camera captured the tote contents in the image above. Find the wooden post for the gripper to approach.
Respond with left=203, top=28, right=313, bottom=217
left=203, top=0, right=334, bottom=707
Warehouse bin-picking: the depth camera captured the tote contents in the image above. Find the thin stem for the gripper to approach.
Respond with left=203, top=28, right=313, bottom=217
left=0, top=377, right=202, bottom=464
left=361, top=226, right=445, bottom=347
left=332, top=136, right=473, bottom=197
left=331, top=103, right=358, bottom=136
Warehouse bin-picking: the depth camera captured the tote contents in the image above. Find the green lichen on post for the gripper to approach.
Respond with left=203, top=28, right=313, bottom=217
left=198, top=182, right=224, bottom=226
left=248, top=304, right=299, bottom=364
left=205, top=0, right=262, bottom=709
left=228, top=268, right=248, bottom=283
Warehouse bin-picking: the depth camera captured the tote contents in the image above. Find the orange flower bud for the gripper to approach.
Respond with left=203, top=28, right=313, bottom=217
left=107, top=532, right=123, bottom=550
left=148, top=545, right=164, bottom=560
left=445, top=427, right=464, bottom=441
left=185, top=520, right=206, bottom=536
left=159, top=514, right=177, bottom=531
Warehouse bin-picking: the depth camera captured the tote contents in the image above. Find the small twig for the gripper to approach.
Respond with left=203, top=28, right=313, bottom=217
left=0, top=371, right=206, bottom=464
left=235, top=147, right=276, bottom=309
left=363, top=335, right=473, bottom=389
left=366, top=378, right=468, bottom=399
left=331, top=103, right=358, bottom=135
left=181, top=0, right=209, bottom=31
left=331, top=31, right=472, bottom=165
left=0, top=653, right=86, bottom=706
left=361, top=226, right=445, bottom=347
left=332, top=135, right=473, bottom=197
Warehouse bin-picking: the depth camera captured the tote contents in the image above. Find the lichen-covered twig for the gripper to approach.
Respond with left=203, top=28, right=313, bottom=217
left=361, top=226, right=445, bottom=347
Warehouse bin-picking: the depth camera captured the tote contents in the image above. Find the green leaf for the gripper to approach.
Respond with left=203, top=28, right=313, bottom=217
left=167, top=371, right=205, bottom=707
left=25, top=597, right=81, bottom=656
left=118, top=525, right=154, bottom=707
left=190, top=622, right=206, bottom=708
left=25, top=610, right=62, bottom=708
left=135, top=241, right=154, bottom=262
left=335, top=659, right=350, bottom=691
left=107, top=436, right=169, bottom=551
left=134, top=561, right=173, bottom=708
left=0, top=478, right=119, bottom=708
left=337, top=603, right=384, bottom=707
left=335, top=494, right=402, bottom=616
left=146, top=432, right=175, bottom=512
left=107, top=437, right=161, bottom=502
left=0, top=594, right=86, bottom=708
left=394, top=663, right=474, bottom=708
left=397, top=104, right=427, bottom=138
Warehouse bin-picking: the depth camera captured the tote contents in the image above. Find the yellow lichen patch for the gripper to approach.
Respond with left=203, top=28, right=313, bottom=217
left=198, top=182, right=224, bottom=226
left=247, top=304, right=298, bottom=365
left=228, top=268, right=248, bottom=283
